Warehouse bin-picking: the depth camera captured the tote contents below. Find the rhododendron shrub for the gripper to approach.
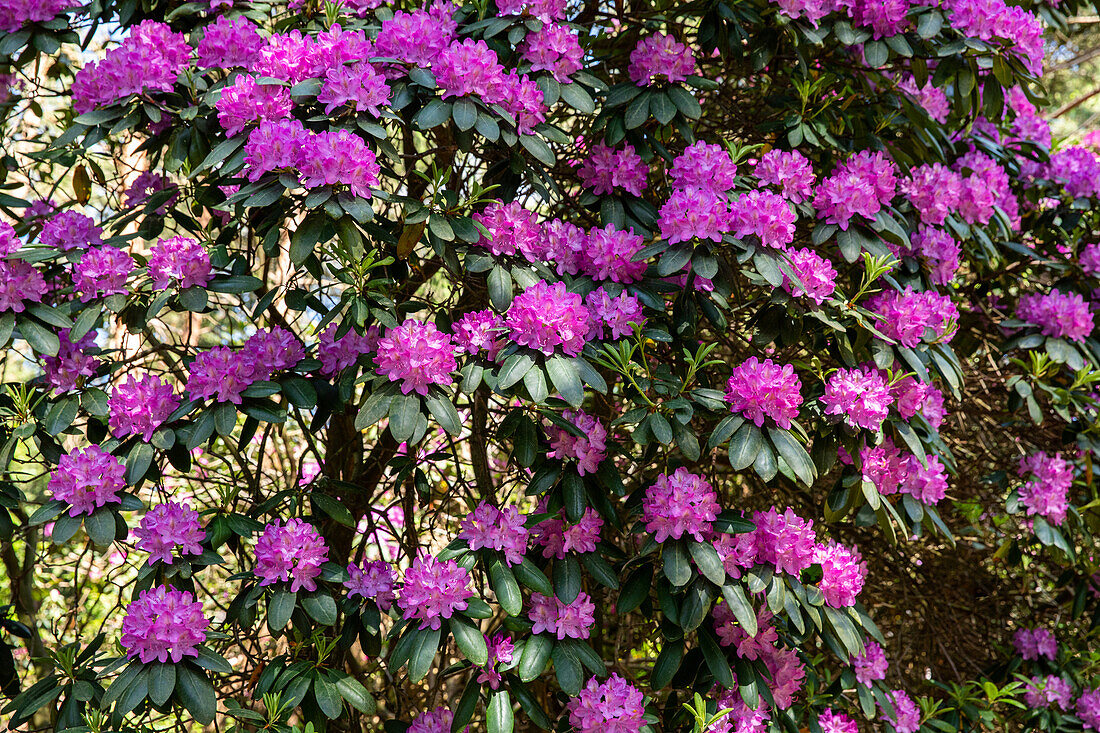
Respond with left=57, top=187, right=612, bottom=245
left=0, top=0, right=1099, bottom=732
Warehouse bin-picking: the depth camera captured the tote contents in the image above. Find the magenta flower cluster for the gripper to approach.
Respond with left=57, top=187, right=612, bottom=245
left=345, top=560, right=396, bottom=610
left=821, top=366, right=893, bottom=431
left=546, top=410, right=608, bottom=475
left=40, top=210, right=102, bottom=251
left=566, top=674, right=646, bottom=732
left=398, top=554, right=474, bottom=630
left=120, top=586, right=209, bottom=664
left=578, top=144, right=648, bottom=196
left=459, top=502, right=530, bottom=565
left=535, top=507, right=604, bottom=559
left=148, top=236, right=212, bottom=290
left=1013, top=627, right=1057, bottom=661
left=42, top=329, right=99, bottom=394
left=881, top=689, right=921, bottom=733
left=1017, top=451, right=1073, bottom=526
left=374, top=319, right=457, bottom=395
left=643, top=468, right=721, bottom=543
left=74, top=246, right=134, bottom=302
left=629, top=33, right=696, bottom=86
left=49, top=445, right=125, bottom=517
left=506, top=280, right=591, bottom=356
left=814, top=151, right=898, bottom=230
left=254, top=518, right=329, bottom=592
left=725, top=356, right=803, bottom=429
left=72, top=21, right=191, bottom=113
left=529, top=592, right=596, bottom=639
left=109, top=374, right=179, bottom=441
left=134, top=502, right=205, bottom=565
left=1016, top=290, right=1094, bottom=342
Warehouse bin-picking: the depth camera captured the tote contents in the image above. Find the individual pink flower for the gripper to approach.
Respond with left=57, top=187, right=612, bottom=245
left=643, top=468, right=721, bottom=543
left=821, top=367, right=893, bottom=431
left=148, top=236, right=213, bottom=291
left=398, top=554, right=474, bottom=630
left=74, top=246, right=134, bottom=302
left=254, top=519, right=329, bottom=592
left=567, top=674, right=646, bottom=731
left=753, top=507, right=817, bottom=576
left=477, top=633, right=514, bottom=689
left=459, top=502, right=529, bottom=565
left=629, top=33, right=696, bottom=86
left=108, top=374, right=179, bottom=441
left=120, top=586, right=209, bottom=664
left=133, top=502, right=205, bottom=565
left=374, top=319, right=457, bottom=396
left=726, top=357, right=803, bottom=429
left=48, top=445, right=125, bottom=517
left=1025, top=675, right=1073, bottom=710
left=506, top=280, right=591, bottom=357
left=547, top=410, right=607, bottom=475
left=345, top=560, right=396, bottom=610
left=852, top=639, right=888, bottom=686
left=1016, top=451, right=1072, bottom=525
left=900, top=454, right=949, bottom=505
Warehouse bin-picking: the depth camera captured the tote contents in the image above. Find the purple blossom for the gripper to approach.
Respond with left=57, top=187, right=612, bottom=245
left=0, top=0, right=72, bottom=32
left=374, top=319, right=457, bottom=396
left=818, top=710, right=859, bottom=733
left=71, top=22, right=190, bottom=113
left=567, top=674, right=646, bottom=732
left=0, top=260, right=47, bottom=312
left=880, top=690, right=921, bottom=733
left=398, top=554, right=474, bottom=630
left=783, top=247, right=838, bottom=304
left=244, top=118, right=308, bottom=182
left=506, top=280, right=591, bottom=357
left=753, top=507, right=817, bottom=576
left=186, top=347, right=255, bottom=404
left=244, top=327, right=305, bottom=380
left=726, top=357, right=803, bottom=429
left=254, top=518, right=329, bottom=592
left=578, top=144, right=649, bottom=197
left=729, top=190, right=797, bottom=248
left=586, top=288, right=645, bottom=339
left=408, top=707, right=454, bottom=733
left=529, top=592, right=596, bottom=639
left=148, top=236, right=212, bottom=291
left=910, top=226, right=960, bottom=285
left=459, top=502, right=529, bottom=565
left=1077, top=688, right=1100, bottom=732
left=1013, top=627, right=1057, bottom=661
left=1048, top=145, right=1100, bottom=199
left=902, top=163, right=962, bottom=226
left=585, top=225, right=648, bottom=283
left=196, top=14, right=265, bottom=68
left=375, top=7, right=456, bottom=66
left=629, top=33, right=696, bottom=86
left=1025, top=675, right=1073, bottom=710
left=900, top=454, right=949, bottom=505
left=318, top=62, right=391, bottom=116
left=536, top=507, right=604, bottom=559
left=40, top=210, right=102, bottom=251
left=1017, top=451, right=1072, bottom=526
left=42, top=329, right=99, bottom=393
left=755, top=149, right=816, bottom=203
left=477, top=633, right=514, bottom=689
left=453, top=309, right=505, bottom=360
left=860, top=439, right=907, bottom=495
left=546, top=410, right=607, bottom=475
left=852, top=638, right=888, bottom=686
left=124, top=171, right=179, bottom=215
left=345, top=560, right=396, bottom=610
left=49, top=445, right=125, bottom=518
left=815, top=540, right=867, bottom=607
left=714, top=531, right=759, bottom=579
left=1016, top=290, right=1094, bottom=342
left=74, top=246, right=134, bottom=302
left=814, top=151, right=898, bottom=230
left=298, top=128, right=380, bottom=199
left=318, top=324, right=377, bottom=376
left=659, top=187, right=729, bottom=244
left=134, top=502, right=205, bottom=565
left=215, top=75, right=294, bottom=138
left=821, top=366, right=893, bottom=431
left=669, top=141, right=738, bottom=192
left=475, top=201, right=543, bottom=259
left=523, top=22, right=584, bottom=82
left=120, top=586, right=209, bottom=664
left=643, top=468, right=721, bottom=543
left=867, top=287, right=957, bottom=347
left=109, top=374, right=179, bottom=441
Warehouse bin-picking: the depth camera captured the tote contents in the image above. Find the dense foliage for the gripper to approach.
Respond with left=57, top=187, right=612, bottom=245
left=0, top=0, right=1098, bottom=731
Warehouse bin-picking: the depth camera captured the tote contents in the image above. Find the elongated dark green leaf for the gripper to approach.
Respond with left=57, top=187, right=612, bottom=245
left=690, top=541, right=726, bottom=585
left=449, top=616, right=488, bottom=666
left=267, top=588, right=296, bottom=631
left=175, top=664, right=215, bottom=725
left=729, top=423, right=763, bottom=470
left=663, top=540, right=692, bottom=587
left=489, top=558, right=523, bottom=616
left=488, top=690, right=514, bottom=733
left=518, top=634, right=553, bottom=681
left=722, top=583, right=758, bottom=636
left=408, top=626, right=441, bottom=682
left=149, top=663, right=176, bottom=706
left=651, top=639, right=684, bottom=689
left=768, top=427, right=816, bottom=486
left=545, top=355, right=583, bottom=407
left=312, top=672, right=342, bottom=719
left=551, top=642, right=582, bottom=695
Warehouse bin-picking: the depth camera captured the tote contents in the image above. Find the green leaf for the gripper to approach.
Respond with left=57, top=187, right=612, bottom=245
left=415, top=99, right=452, bottom=129
left=551, top=642, right=582, bottom=695
left=42, top=397, right=78, bottom=436
left=487, top=690, right=514, bottom=733
left=690, top=541, right=726, bottom=585
left=722, top=584, right=758, bottom=636
left=617, top=565, right=652, bottom=613
left=545, top=355, right=583, bottom=407
left=452, top=97, right=478, bottom=131
left=424, top=392, right=461, bottom=435
left=84, top=509, right=116, bottom=546
left=514, top=558, right=554, bottom=596
left=498, top=353, right=535, bottom=389
left=19, top=318, right=59, bottom=356
left=663, top=541, right=692, bottom=587
left=312, top=493, right=355, bottom=528
left=554, top=554, right=582, bottom=603
left=149, top=663, right=176, bottom=706
left=387, top=393, right=422, bottom=443
left=667, top=85, right=701, bottom=119
left=520, top=135, right=555, bottom=166
left=50, top=513, right=81, bottom=545
left=651, top=639, right=684, bottom=689
left=559, top=82, right=595, bottom=113
left=450, top=616, right=487, bottom=666
left=452, top=677, right=480, bottom=731
left=408, top=626, right=441, bottom=682
left=488, top=266, right=513, bottom=310
left=127, top=442, right=155, bottom=485
left=207, top=275, right=262, bottom=294
left=768, top=427, right=816, bottom=487
left=312, top=672, right=343, bottom=719
left=193, top=647, right=234, bottom=675
left=518, top=634, right=553, bottom=681
left=699, top=630, right=734, bottom=688
left=489, top=558, right=523, bottom=616
left=580, top=552, right=619, bottom=590
left=268, top=588, right=297, bottom=631
left=175, top=664, right=216, bottom=725
left=728, top=422, right=763, bottom=470
left=334, top=673, right=375, bottom=714
left=302, top=593, right=338, bottom=625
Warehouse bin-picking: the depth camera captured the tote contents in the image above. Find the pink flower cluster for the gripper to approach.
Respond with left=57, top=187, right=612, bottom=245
left=529, top=592, right=596, bottom=639
left=547, top=410, right=608, bottom=475
left=822, top=366, right=893, bottom=431
left=659, top=187, right=730, bottom=244
left=852, top=638, right=888, bottom=686
left=109, top=374, right=179, bottom=441
left=756, top=149, right=816, bottom=203
left=433, top=39, right=547, bottom=133
left=946, top=0, right=1044, bottom=75
left=134, top=502, right=205, bottom=565
left=1024, top=675, right=1073, bottom=710
left=453, top=309, right=504, bottom=360
left=643, top=468, right=721, bottom=542
left=477, top=633, right=514, bottom=689
left=899, top=76, right=950, bottom=123
left=523, top=22, right=584, bottom=82
left=42, top=329, right=99, bottom=393
left=345, top=560, right=396, bottom=610
left=148, top=236, right=213, bottom=291
left=815, top=540, right=867, bottom=607
left=497, top=0, right=569, bottom=19
left=902, top=163, right=963, bottom=226
left=124, top=171, right=179, bottom=215
left=120, top=586, right=209, bottom=664
left=0, top=259, right=46, bottom=313
left=670, top=142, right=738, bottom=192
left=254, top=518, right=329, bottom=592
left=629, top=33, right=696, bottom=86
left=1078, top=688, right=1100, bottom=732
left=196, top=15, right=265, bottom=69
left=1048, top=146, right=1100, bottom=199
left=578, top=144, right=648, bottom=196
left=881, top=689, right=921, bottom=733
left=1013, top=627, right=1057, bottom=660
left=71, top=21, right=191, bottom=113
left=729, top=191, right=797, bottom=248
left=567, top=674, right=646, bottom=732
left=186, top=346, right=256, bottom=404
left=586, top=289, right=645, bottom=340
left=725, top=357, right=803, bottom=429
left=1016, top=291, right=1094, bottom=342
left=784, top=247, right=838, bottom=304
left=1016, top=451, right=1072, bottom=526
left=900, top=454, right=949, bottom=505
left=41, top=210, right=102, bottom=251
left=910, top=226, right=961, bottom=285
left=459, top=502, right=529, bottom=565
left=398, top=554, right=474, bottom=630
left=754, top=507, right=817, bottom=575
left=49, top=445, right=125, bottom=517
left=0, top=0, right=71, bottom=32
left=375, top=5, right=457, bottom=66
left=374, top=319, right=457, bottom=395
left=814, top=151, right=898, bottom=230
left=535, top=506, right=604, bottom=559
left=244, top=120, right=380, bottom=198
left=818, top=710, right=859, bottom=733
left=713, top=605, right=806, bottom=708
left=409, top=707, right=453, bottom=733
left=867, top=287, right=957, bottom=348
left=318, top=62, right=390, bottom=116
left=75, top=246, right=134, bottom=302
left=1080, top=243, right=1100, bottom=278
left=955, top=151, right=1018, bottom=228
left=506, top=280, right=591, bottom=356
left=318, top=324, right=377, bottom=376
